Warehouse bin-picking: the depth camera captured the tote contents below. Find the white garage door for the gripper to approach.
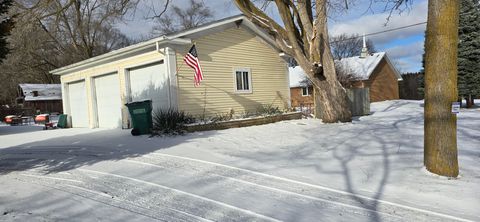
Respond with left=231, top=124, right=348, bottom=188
left=94, top=73, right=122, bottom=128
left=68, top=81, right=89, bottom=127
left=129, top=61, right=170, bottom=113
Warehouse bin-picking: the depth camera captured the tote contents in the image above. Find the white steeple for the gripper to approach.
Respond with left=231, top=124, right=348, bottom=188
left=360, top=33, right=369, bottom=58
left=363, top=33, right=367, bottom=48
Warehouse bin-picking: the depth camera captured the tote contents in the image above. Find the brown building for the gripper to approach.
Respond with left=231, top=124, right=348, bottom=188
left=289, top=66, right=314, bottom=113
left=289, top=52, right=402, bottom=110
left=18, top=84, right=63, bottom=114
left=337, top=52, right=402, bottom=102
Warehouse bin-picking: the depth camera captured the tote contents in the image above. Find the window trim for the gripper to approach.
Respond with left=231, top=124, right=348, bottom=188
left=301, top=87, right=311, bottom=96
left=233, top=67, right=252, bottom=94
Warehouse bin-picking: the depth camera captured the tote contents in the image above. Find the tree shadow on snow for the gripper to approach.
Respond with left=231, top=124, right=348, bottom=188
left=221, top=101, right=424, bottom=221
left=0, top=125, right=218, bottom=176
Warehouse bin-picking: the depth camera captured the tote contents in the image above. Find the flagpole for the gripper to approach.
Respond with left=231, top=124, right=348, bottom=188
left=175, top=62, right=185, bottom=76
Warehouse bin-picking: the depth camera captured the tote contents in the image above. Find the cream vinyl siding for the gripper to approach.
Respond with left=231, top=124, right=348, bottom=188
left=176, top=27, right=289, bottom=116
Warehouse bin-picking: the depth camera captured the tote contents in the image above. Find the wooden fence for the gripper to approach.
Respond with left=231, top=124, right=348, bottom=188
left=347, top=88, right=370, bottom=116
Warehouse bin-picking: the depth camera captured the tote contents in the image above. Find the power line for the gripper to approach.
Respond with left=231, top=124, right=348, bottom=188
left=330, top=21, right=427, bottom=43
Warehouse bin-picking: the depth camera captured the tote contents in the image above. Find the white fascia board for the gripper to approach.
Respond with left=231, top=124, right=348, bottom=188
left=166, top=15, right=281, bottom=53
left=50, top=37, right=191, bottom=76
left=51, top=36, right=167, bottom=76
left=168, top=38, right=192, bottom=45
left=166, top=15, right=245, bottom=40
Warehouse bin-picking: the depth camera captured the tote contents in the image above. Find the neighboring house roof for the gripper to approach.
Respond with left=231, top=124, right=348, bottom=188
left=19, top=84, right=62, bottom=101
left=50, top=14, right=283, bottom=76
left=336, top=52, right=402, bottom=81
left=289, top=52, right=402, bottom=88
left=289, top=66, right=309, bottom=88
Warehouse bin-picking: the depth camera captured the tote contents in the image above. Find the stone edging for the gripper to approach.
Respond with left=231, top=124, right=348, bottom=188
left=185, top=112, right=303, bottom=132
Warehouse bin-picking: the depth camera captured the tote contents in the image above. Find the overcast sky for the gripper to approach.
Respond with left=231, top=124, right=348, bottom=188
left=117, top=0, right=427, bottom=73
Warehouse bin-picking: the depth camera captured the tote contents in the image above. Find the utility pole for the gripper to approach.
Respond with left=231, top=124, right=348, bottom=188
left=424, top=0, right=460, bottom=177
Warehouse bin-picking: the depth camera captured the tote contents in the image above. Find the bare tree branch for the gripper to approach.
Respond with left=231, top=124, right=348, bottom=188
left=152, top=0, right=213, bottom=35
left=145, top=0, right=170, bottom=19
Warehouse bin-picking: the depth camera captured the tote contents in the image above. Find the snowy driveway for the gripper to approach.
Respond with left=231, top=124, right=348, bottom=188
left=1, top=100, right=479, bottom=221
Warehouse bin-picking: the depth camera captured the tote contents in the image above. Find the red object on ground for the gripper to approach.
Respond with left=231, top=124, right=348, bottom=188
left=35, top=114, right=49, bottom=123
left=44, top=122, right=55, bottom=130
left=4, top=115, right=16, bottom=124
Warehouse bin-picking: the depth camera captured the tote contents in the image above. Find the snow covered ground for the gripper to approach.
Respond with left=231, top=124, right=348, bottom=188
left=0, top=100, right=479, bottom=221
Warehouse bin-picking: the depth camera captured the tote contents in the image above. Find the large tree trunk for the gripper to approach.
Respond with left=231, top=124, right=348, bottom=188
left=313, top=81, right=351, bottom=122
left=424, top=0, right=459, bottom=177
left=311, top=0, right=351, bottom=122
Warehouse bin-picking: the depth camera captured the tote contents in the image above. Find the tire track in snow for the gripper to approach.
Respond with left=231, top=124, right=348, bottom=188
left=15, top=173, right=212, bottom=222
left=3, top=150, right=471, bottom=221
left=142, top=152, right=472, bottom=222
left=17, top=170, right=279, bottom=222
left=124, top=158, right=401, bottom=221
left=78, top=168, right=281, bottom=222
left=21, top=162, right=382, bottom=222
left=64, top=183, right=212, bottom=222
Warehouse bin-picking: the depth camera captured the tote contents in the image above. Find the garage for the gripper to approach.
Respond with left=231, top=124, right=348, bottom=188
left=128, top=61, right=170, bottom=113
left=67, top=81, right=89, bottom=127
left=94, top=73, right=122, bottom=128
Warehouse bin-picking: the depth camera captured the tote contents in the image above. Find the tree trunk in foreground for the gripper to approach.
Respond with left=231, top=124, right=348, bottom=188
left=312, top=0, right=351, bottom=123
left=313, top=81, right=351, bottom=123
left=424, top=0, right=459, bottom=177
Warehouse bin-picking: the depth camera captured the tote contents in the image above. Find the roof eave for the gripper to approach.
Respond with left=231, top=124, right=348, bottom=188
left=50, top=14, right=282, bottom=76
left=50, top=37, right=164, bottom=76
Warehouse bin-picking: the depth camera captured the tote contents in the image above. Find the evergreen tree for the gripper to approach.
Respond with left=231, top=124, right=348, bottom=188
left=458, top=0, right=480, bottom=107
left=0, top=0, right=13, bottom=63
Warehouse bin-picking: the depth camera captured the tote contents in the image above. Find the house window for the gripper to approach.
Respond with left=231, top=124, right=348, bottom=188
left=32, top=91, right=39, bottom=97
left=234, top=68, right=252, bottom=93
left=302, top=87, right=311, bottom=96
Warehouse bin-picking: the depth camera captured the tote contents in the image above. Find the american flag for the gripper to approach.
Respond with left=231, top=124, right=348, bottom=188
left=183, top=45, right=204, bottom=87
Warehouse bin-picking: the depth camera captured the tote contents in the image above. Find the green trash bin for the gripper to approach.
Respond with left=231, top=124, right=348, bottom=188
left=125, top=100, right=153, bottom=135
left=57, top=114, right=68, bottom=128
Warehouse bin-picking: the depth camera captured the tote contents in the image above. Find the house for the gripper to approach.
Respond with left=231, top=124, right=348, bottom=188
left=50, top=15, right=291, bottom=128
left=289, top=66, right=314, bottom=112
left=17, top=84, right=63, bottom=114
left=289, top=52, right=402, bottom=108
left=337, top=52, right=402, bottom=102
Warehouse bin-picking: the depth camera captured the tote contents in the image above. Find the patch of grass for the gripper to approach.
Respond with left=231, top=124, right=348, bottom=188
left=256, top=104, right=283, bottom=116
left=210, top=113, right=233, bottom=122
